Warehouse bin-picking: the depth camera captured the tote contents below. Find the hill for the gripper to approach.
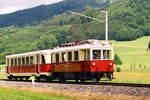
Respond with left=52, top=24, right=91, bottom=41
left=0, top=0, right=111, bottom=27
left=0, top=0, right=150, bottom=64
left=108, top=0, right=150, bottom=41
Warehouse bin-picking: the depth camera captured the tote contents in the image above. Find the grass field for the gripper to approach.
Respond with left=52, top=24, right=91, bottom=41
left=0, top=87, right=76, bottom=100
left=111, top=71, right=150, bottom=84
left=112, top=36, right=150, bottom=70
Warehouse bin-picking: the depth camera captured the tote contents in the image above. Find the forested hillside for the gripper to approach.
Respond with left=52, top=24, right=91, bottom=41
left=0, top=0, right=111, bottom=27
left=0, top=0, right=150, bottom=64
left=108, top=0, right=150, bottom=40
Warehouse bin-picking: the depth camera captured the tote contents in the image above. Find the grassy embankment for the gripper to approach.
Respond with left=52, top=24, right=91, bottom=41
left=0, top=87, right=76, bottom=100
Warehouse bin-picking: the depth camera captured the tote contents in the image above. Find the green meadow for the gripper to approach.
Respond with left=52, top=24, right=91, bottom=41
left=112, top=36, right=150, bottom=71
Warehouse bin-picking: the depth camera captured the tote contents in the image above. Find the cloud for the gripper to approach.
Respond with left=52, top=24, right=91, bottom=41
left=0, top=0, right=63, bottom=14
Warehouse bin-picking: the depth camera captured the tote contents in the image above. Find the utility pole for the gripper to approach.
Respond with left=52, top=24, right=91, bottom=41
left=69, top=11, right=109, bottom=41
left=100, top=11, right=108, bottom=41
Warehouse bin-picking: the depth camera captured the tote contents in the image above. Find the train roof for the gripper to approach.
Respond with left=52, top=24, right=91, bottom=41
left=6, top=40, right=113, bottom=58
left=53, top=39, right=113, bottom=52
left=6, top=49, right=52, bottom=58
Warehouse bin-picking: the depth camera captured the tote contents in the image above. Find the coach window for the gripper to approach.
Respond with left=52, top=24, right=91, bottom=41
left=30, top=56, right=34, bottom=65
left=93, top=50, right=101, bottom=60
left=26, top=57, right=29, bottom=65
left=15, top=58, right=17, bottom=66
left=18, top=58, right=21, bottom=66
left=41, top=55, right=45, bottom=64
left=11, top=59, right=13, bottom=66
left=22, top=57, right=25, bottom=66
left=68, top=52, right=72, bottom=61
left=62, top=52, right=66, bottom=62
left=56, top=53, right=59, bottom=63
left=74, top=51, right=79, bottom=61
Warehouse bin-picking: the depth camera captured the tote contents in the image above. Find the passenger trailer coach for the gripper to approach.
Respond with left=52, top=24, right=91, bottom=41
left=6, top=39, right=114, bottom=82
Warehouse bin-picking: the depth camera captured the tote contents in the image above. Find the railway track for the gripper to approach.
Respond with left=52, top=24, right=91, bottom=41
left=0, top=79, right=150, bottom=96
left=0, top=79, right=150, bottom=88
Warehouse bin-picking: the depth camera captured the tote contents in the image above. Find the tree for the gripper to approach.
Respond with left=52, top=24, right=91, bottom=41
left=148, top=41, right=150, bottom=50
left=114, top=54, right=122, bottom=68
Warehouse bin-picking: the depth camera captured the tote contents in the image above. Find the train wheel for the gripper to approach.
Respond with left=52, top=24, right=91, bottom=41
left=36, top=77, right=41, bottom=82
left=46, top=78, right=52, bottom=82
left=96, top=79, right=99, bottom=83
left=80, top=79, right=85, bottom=84
left=75, top=79, right=78, bottom=83
left=20, top=77, right=23, bottom=81
left=26, top=77, right=29, bottom=81
left=59, top=78, right=65, bottom=83
left=8, top=77, right=12, bottom=81
left=15, top=77, right=18, bottom=81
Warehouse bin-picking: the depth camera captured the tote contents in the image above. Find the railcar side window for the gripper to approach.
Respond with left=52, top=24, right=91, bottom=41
left=56, top=53, right=59, bottom=63
left=68, top=52, right=72, bottom=61
left=15, top=58, right=17, bottom=66
left=22, top=57, right=25, bottom=66
left=93, top=50, right=101, bottom=60
left=62, top=52, right=66, bottom=62
left=26, top=57, right=29, bottom=65
left=41, top=55, right=45, bottom=64
left=18, top=58, right=21, bottom=66
left=74, top=51, right=79, bottom=61
left=30, top=56, right=34, bottom=65
left=11, top=59, right=13, bottom=66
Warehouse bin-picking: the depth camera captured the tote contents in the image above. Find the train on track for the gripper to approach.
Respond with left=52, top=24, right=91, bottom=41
left=6, top=39, right=114, bottom=83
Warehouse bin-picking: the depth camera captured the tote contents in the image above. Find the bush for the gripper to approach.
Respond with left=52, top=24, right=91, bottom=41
left=116, top=67, right=121, bottom=72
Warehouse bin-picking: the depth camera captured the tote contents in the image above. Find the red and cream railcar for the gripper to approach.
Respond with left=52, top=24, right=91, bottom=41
left=6, top=39, right=114, bottom=82
left=51, top=39, right=114, bottom=82
left=6, top=50, right=52, bottom=81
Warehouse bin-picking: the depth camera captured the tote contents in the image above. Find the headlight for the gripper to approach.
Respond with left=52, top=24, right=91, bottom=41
left=109, top=63, right=112, bottom=66
left=93, top=63, right=96, bottom=66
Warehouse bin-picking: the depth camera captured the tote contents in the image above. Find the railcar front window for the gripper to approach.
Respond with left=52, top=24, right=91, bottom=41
left=93, top=50, right=101, bottom=60
left=103, top=50, right=111, bottom=60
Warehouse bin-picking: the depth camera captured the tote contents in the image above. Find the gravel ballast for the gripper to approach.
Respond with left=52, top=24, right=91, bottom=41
left=0, top=80, right=150, bottom=96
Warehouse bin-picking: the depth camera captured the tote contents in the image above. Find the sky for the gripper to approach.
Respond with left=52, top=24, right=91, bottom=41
left=0, top=0, right=63, bottom=14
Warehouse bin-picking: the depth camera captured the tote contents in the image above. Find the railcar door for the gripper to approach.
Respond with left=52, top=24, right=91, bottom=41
left=36, top=54, right=41, bottom=73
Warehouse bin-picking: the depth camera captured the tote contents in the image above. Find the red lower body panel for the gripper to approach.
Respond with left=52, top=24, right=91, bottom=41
left=52, top=60, right=114, bottom=73
left=7, top=64, right=52, bottom=74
